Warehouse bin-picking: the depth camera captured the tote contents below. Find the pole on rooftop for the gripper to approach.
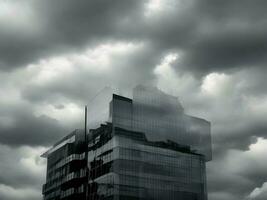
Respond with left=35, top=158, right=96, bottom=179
left=84, top=106, right=88, bottom=200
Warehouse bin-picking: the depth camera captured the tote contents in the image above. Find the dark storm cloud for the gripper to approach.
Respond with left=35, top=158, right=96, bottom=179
left=214, top=121, right=267, bottom=151
left=6, top=0, right=264, bottom=152
left=0, top=0, right=194, bottom=72
left=169, top=0, right=267, bottom=75
left=1, top=0, right=267, bottom=76
left=0, top=105, right=67, bottom=146
left=195, top=0, right=267, bottom=19
left=180, top=30, right=267, bottom=75
left=0, top=0, right=144, bottom=70
left=1, top=1, right=267, bottom=200
left=207, top=168, right=254, bottom=199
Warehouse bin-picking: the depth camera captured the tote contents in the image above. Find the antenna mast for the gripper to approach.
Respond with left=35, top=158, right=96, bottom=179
left=84, top=106, right=88, bottom=200
left=85, top=106, right=87, bottom=141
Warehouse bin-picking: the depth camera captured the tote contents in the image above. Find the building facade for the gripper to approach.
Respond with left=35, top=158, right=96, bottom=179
left=42, top=86, right=212, bottom=200
left=42, top=130, right=87, bottom=199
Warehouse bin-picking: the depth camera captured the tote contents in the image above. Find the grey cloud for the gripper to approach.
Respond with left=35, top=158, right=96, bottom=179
left=195, top=0, right=267, bottom=20
left=177, top=68, right=267, bottom=152
left=1, top=1, right=267, bottom=200
left=248, top=182, right=267, bottom=200
left=0, top=145, right=45, bottom=189
left=0, top=185, right=41, bottom=200
left=180, top=29, right=267, bottom=75
left=0, top=145, right=46, bottom=200
left=0, top=0, right=144, bottom=70
left=214, top=121, right=267, bottom=152
left=206, top=137, right=267, bottom=200
left=20, top=43, right=161, bottom=105
left=54, top=104, right=65, bottom=110
left=2, top=0, right=267, bottom=77
left=168, top=0, right=267, bottom=76
left=0, top=106, right=67, bottom=146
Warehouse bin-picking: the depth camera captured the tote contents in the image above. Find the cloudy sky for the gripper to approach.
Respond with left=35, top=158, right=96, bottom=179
left=1, top=0, right=267, bottom=199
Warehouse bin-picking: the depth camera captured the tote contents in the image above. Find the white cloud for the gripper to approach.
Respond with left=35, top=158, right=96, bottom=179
left=33, top=102, right=83, bottom=127
left=19, top=146, right=47, bottom=174
left=145, top=0, right=164, bottom=14
left=26, top=42, right=144, bottom=87
left=154, top=52, right=198, bottom=97
left=247, top=182, right=267, bottom=200
left=201, top=72, right=234, bottom=97
left=144, top=0, right=191, bottom=18
left=225, top=138, right=267, bottom=174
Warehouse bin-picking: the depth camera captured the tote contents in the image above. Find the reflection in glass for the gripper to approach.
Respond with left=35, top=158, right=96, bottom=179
left=42, top=85, right=212, bottom=200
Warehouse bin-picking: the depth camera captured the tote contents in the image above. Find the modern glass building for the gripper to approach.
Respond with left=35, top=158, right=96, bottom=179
left=41, top=129, right=87, bottom=200
left=42, top=85, right=212, bottom=200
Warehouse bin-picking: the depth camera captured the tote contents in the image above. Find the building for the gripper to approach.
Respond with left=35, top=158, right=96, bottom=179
left=42, top=85, right=212, bottom=200
left=41, top=129, right=87, bottom=199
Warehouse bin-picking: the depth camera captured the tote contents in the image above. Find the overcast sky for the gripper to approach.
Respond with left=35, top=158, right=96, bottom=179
left=1, top=0, right=267, bottom=200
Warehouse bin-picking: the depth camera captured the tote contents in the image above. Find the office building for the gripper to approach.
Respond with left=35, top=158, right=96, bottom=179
left=42, top=85, right=212, bottom=200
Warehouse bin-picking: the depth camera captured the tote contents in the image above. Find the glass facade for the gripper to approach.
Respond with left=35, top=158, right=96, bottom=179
left=42, top=130, right=87, bottom=200
left=87, top=125, right=207, bottom=200
left=42, top=86, right=211, bottom=200
left=111, top=85, right=212, bottom=161
left=132, top=85, right=186, bottom=143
